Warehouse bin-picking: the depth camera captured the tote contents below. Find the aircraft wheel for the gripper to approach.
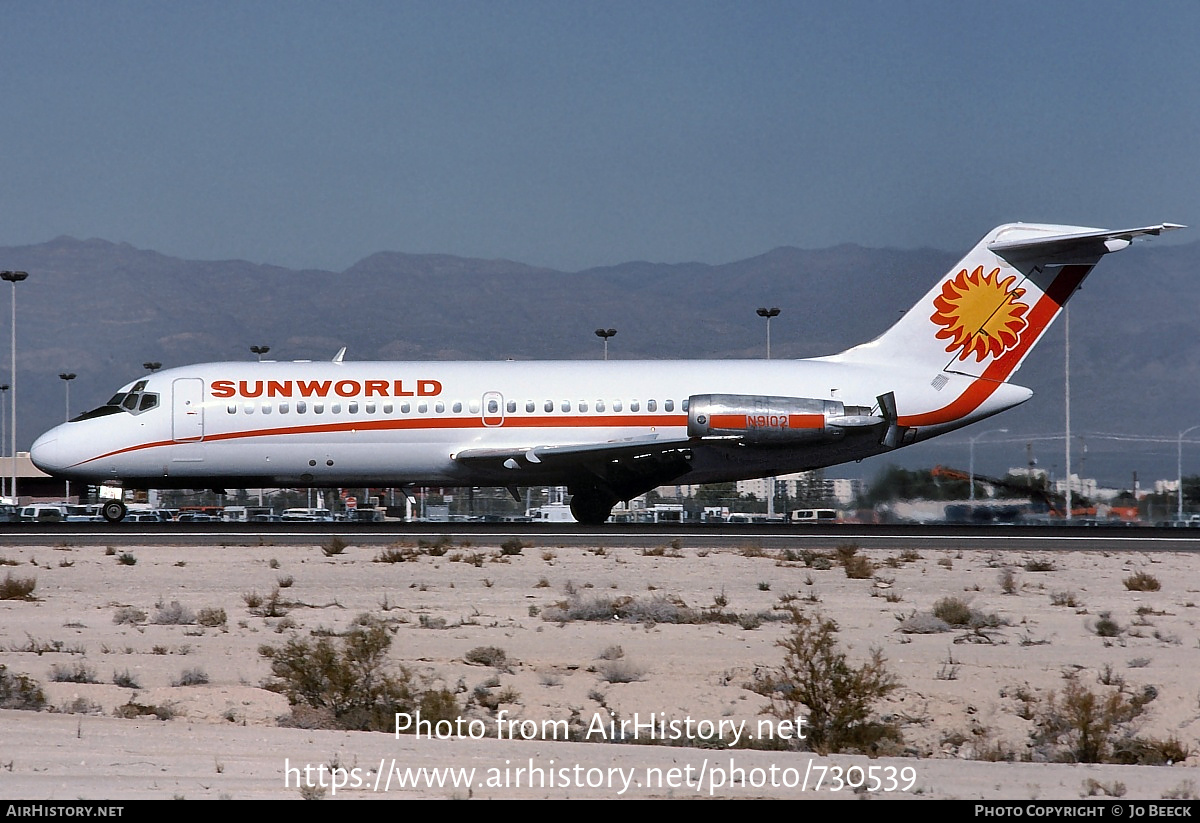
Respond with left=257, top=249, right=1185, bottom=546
left=569, top=491, right=615, bottom=525
left=101, top=500, right=127, bottom=523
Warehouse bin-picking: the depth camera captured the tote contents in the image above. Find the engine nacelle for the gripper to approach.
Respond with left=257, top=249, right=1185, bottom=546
left=688, top=394, right=848, bottom=444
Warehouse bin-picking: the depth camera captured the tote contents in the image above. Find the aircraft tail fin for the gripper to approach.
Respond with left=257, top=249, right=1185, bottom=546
left=832, top=222, right=1182, bottom=383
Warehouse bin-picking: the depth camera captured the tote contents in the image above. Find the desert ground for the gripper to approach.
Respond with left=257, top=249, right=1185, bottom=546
left=1, top=534, right=1198, bottom=800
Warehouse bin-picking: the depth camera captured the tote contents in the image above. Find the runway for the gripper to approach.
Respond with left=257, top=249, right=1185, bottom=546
left=5, top=522, right=1200, bottom=551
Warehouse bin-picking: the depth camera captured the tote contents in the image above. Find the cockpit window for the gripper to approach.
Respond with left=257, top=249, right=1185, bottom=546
left=71, top=404, right=122, bottom=422
left=74, top=382, right=159, bottom=421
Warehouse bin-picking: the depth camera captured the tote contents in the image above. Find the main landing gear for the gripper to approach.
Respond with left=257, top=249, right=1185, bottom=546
left=101, top=500, right=127, bottom=523
left=568, top=489, right=617, bottom=525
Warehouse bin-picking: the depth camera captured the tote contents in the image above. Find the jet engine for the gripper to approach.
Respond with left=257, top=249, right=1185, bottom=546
left=687, top=394, right=881, bottom=444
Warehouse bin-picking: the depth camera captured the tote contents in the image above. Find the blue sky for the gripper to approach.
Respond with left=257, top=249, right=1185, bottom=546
left=3, top=0, right=1197, bottom=271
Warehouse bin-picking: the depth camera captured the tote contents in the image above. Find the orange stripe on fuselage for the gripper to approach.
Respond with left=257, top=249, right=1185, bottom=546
left=67, top=414, right=690, bottom=469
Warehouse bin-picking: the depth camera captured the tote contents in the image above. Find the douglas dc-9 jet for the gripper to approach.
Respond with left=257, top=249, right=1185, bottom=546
left=31, top=222, right=1181, bottom=523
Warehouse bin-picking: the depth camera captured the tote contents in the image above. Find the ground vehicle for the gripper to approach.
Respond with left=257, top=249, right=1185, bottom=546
left=18, top=504, right=67, bottom=522
left=30, top=222, right=1181, bottom=524
left=790, top=508, right=837, bottom=523
left=281, top=507, right=333, bottom=522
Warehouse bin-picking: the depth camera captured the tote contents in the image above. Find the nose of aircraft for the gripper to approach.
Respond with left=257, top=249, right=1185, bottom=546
left=30, top=427, right=66, bottom=473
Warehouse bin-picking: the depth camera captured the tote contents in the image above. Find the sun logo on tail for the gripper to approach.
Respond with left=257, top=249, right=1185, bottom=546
left=931, top=266, right=1029, bottom=362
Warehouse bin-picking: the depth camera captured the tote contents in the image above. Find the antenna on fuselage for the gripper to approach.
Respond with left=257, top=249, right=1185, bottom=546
left=332, top=347, right=346, bottom=364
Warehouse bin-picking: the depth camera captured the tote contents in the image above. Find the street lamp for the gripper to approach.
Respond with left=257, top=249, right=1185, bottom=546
left=1176, top=425, right=1200, bottom=521
left=0, top=383, right=7, bottom=501
left=2, top=270, right=28, bottom=504
left=143, top=361, right=162, bottom=374
left=756, top=307, right=780, bottom=359
left=59, top=373, right=76, bottom=499
left=250, top=345, right=271, bottom=361
left=968, top=428, right=1008, bottom=503
left=59, top=373, right=76, bottom=421
left=594, top=329, right=616, bottom=361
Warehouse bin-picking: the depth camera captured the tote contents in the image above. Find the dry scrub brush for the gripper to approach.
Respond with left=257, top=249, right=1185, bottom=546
left=259, top=615, right=457, bottom=732
left=760, top=608, right=901, bottom=755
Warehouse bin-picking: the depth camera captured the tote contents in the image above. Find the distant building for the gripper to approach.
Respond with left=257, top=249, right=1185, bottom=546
left=735, top=472, right=862, bottom=506
left=1053, top=474, right=1098, bottom=499
left=1155, top=479, right=1180, bottom=495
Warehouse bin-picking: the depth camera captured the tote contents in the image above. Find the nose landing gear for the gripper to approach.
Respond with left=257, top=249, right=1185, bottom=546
left=101, top=500, right=127, bottom=523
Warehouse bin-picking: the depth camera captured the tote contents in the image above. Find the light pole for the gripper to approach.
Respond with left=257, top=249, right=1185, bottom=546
left=756, top=308, right=781, bottom=516
left=0, top=383, right=7, bottom=501
left=1064, top=306, right=1072, bottom=520
left=143, top=361, right=162, bottom=374
left=250, top=345, right=270, bottom=362
left=756, top=307, right=780, bottom=359
left=594, top=329, right=616, bottom=360
left=59, top=373, right=76, bottom=422
left=2, top=270, right=28, bottom=504
left=59, top=373, right=76, bottom=499
left=968, top=428, right=1008, bottom=503
left=1176, top=425, right=1200, bottom=521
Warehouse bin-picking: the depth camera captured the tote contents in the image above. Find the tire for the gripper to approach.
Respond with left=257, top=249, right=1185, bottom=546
left=569, top=491, right=615, bottom=525
left=101, top=500, right=127, bottom=523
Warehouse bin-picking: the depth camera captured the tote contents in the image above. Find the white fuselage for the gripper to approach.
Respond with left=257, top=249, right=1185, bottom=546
left=28, top=356, right=1028, bottom=491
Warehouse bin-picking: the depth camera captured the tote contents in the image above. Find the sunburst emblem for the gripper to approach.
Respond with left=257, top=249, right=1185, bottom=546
left=931, top=266, right=1029, bottom=362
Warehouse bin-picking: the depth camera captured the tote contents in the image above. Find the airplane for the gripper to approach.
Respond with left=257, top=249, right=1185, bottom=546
left=30, top=221, right=1182, bottom=524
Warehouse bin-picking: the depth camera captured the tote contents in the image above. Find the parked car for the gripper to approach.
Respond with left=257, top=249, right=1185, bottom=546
left=18, top=504, right=67, bottom=522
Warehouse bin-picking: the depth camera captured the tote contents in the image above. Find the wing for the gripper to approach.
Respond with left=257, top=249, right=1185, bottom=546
left=453, top=433, right=698, bottom=469
left=453, top=433, right=704, bottom=500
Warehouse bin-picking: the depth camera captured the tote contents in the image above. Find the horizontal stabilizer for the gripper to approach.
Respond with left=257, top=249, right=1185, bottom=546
left=988, top=223, right=1184, bottom=267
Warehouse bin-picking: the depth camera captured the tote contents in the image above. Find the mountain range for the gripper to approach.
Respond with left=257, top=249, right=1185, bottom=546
left=2, top=232, right=1196, bottom=489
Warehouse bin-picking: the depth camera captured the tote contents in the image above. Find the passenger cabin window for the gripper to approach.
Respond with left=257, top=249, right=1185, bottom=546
left=631, top=400, right=640, bottom=412
left=453, top=402, right=463, bottom=413
left=365, top=402, right=375, bottom=414
left=596, top=400, right=605, bottom=412
left=401, top=402, right=411, bottom=414
left=614, top=400, right=623, bottom=412
left=544, top=400, right=553, bottom=413
left=526, top=401, right=535, bottom=413
left=383, top=403, right=393, bottom=414
left=647, top=400, right=657, bottom=412
left=297, top=401, right=307, bottom=414
left=664, top=400, right=674, bottom=412
left=579, top=401, right=588, bottom=412
left=506, top=400, right=516, bottom=414
left=349, top=401, right=359, bottom=414
left=435, top=402, right=445, bottom=413
left=280, top=402, right=290, bottom=414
